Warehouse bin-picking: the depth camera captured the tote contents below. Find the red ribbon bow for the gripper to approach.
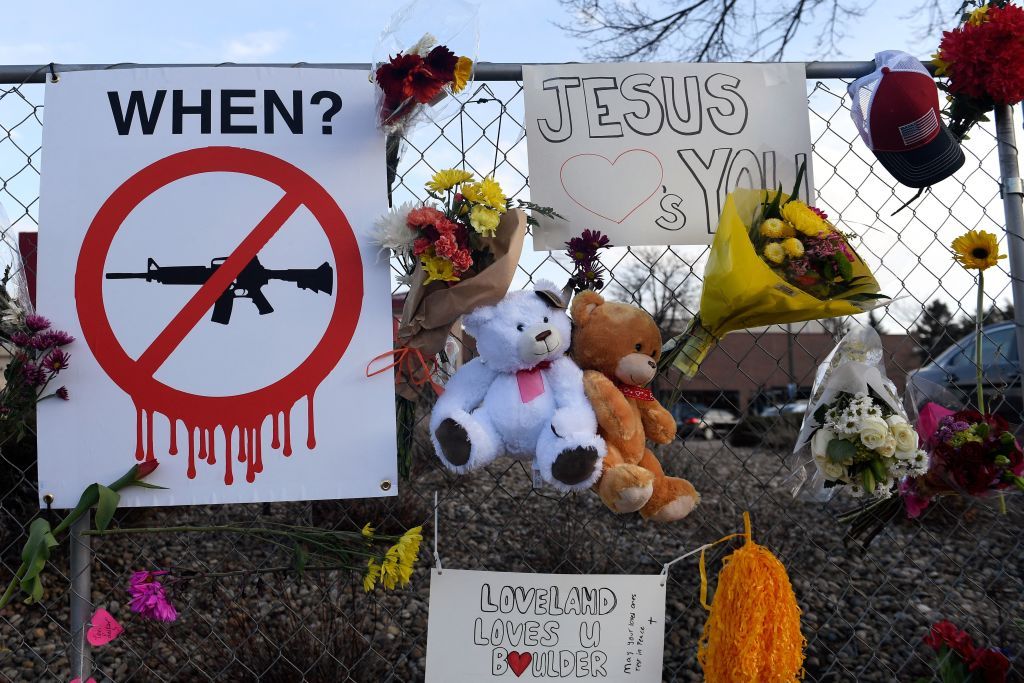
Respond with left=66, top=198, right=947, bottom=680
left=366, top=347, right=444, bottom=397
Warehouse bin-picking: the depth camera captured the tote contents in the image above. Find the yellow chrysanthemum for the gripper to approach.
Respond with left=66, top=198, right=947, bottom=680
left=763, top=242, right=786, bottom=265
left=426, top=168, right=473, bottom=194
left=470, top=205, right=501, bottom=236
left=781, top=237, right=805, bottom=258
left=452, top=56, right=473, bottom=93
left=952, top=230, right=1005, bottom=271
left=462, top=176, right=507, bottom=212
left=781, top=200, right=829, bottom=237
left=421, top=251, right=460, bottom=284
left=363, top=558, right=381, bottom=593
left=968, top=5, right=989, bottom=25
left=932, top=52, right=951, bottom=77
left=361, top=523, right=375, bottom=539
left=759, top=218, right=787, bottom=238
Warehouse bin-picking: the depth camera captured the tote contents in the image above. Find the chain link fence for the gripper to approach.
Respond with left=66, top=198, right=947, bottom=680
left=0, top=64, right=1021, bottom=682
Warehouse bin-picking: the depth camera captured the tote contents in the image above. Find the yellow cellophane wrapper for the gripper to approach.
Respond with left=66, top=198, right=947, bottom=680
left=675, top=189, right=883, bottom=378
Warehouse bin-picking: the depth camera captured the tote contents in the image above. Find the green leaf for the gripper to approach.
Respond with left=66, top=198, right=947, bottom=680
left=826, top=438, right=856, bottom=464
left=764, top=183, right=785, bottom=219
left=836, top=253, right=854, bottom=281
left=94, top=485, right=120, bottom=532
left=293, top=542, right=310, bottom=575
left=20, top=519, right=58, bottom=604
left=129, top=480, right=169, bottom=490
left=823, top=261, right=835, bottom=282
left=787, top=159, right=807, bottom=205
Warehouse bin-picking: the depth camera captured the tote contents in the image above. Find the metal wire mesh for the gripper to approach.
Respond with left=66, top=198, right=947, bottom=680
left=0, top=67, right=1021, bottom=682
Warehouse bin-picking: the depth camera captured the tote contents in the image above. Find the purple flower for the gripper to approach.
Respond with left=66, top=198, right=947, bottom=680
left=128, top=570, right=177, bottom=622
left=55, top=386, right=69, bottom=401
left=29, top=330, right=75, bottom=349
left=24, top=314, right=51, bottom=332
left=9, top=332, right=31, bottom=347
left=21, top=362, right=46, bottom=387
left=951, top=421, right=972, bottom=433
left=41, top=349, right=70, bottom=374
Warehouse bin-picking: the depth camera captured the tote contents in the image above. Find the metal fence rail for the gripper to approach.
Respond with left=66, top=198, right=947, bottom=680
left=0, top=62, right=1021, bottom=683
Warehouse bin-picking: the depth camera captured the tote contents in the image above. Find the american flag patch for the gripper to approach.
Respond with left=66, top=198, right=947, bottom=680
left=899, top=109, right=938, bottom=146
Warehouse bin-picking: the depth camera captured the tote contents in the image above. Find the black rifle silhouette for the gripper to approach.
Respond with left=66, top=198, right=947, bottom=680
left=106, top=255, right=334, bottom=325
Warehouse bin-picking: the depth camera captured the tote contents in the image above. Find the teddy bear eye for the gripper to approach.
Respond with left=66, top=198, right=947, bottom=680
left=543, top=317, right=549, bottom=323
left=635, top=343, right=642, bottom=352
left=517, top=323, right=525, bottom=332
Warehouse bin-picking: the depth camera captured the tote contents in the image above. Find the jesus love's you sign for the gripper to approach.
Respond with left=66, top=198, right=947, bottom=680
left=425, top=569, right=666, bottom=681
left=36, top=67, right=396, bottom=507
left=524, top=63, right=814, bottom=248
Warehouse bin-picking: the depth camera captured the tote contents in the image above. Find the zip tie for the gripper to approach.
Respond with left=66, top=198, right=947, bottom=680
left=659, top=543, right=714, bottom=587
left=433, top=490, right=443, bottom=574
left=48, top=63, right=59, bottom=83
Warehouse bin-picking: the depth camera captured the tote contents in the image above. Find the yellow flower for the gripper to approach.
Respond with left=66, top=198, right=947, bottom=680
left=781, top=237, right=805, bottom=258
left=760, top=218, right=787, bottom=238
left=951, top=230, right=1005, bottom=271
left=421, top=251, right=460, bottom=284
left=763, top=242, right=786, bottom=265
left=968, top=5, right=989, bottom=25
left=452, top=56, right=473, bottom=93
left=361, top=523, right=375, bottom=539
left=426, top=168, right=473, bottom=194
left=363, top=558, right=381, bottom=593
left=932, top=52, right=951, bottom=77
left=781, top=200, right=829, bottom=237
left=462, top=176, right=507, bottom=212
left=470, top=205, right=501, bottom=236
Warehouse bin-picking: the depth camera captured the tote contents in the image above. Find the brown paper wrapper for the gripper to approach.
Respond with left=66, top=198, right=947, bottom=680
left=394, top=208, right=527, bottom=399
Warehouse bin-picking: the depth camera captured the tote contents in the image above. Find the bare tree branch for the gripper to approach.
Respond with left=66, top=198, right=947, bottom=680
left=608, top=247, right=701, bottom=337
left=558, top=0, right=957, bottom=62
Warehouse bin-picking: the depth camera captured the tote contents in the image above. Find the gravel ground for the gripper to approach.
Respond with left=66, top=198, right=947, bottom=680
left=1, top=438, right=1022, bottom=682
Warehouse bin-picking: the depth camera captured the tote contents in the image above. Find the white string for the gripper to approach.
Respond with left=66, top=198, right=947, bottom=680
left=659, top=542, right=715, bottom=587
left=433, top=490, right=443, bottom=574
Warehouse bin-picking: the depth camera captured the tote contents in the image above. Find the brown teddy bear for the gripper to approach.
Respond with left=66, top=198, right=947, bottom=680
left=570, top=291, right=700, bottom=522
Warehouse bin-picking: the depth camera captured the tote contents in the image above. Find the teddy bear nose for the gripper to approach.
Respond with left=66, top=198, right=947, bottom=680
left=535, top=330, right=552, bottom=342
left=647, top=360, right=656, bottom=369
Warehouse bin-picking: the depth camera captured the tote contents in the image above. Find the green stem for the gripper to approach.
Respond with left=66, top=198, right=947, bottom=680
left=0, top=561, right=28, bottom=610
left=172, top=563, right=365, bottom=582
left=976, top=270, right=985, bottom=415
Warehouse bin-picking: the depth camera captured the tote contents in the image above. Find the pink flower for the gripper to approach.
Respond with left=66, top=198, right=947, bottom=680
left=433, top=231, right=460, bottom=259
left=56, top=386, right=70, bottom=401
left=128, top=570, right=177, bottom=622
left=21, top=362, right=46, bottom=387
left=30, top=330, right=75, bottom=349
left=412, top=238, right=432, bottom=256
left=25, top=314, right=51, bottom=331
left=450, top=249, right=473, bottom=273
left=9, top=332, right=31, bottom=346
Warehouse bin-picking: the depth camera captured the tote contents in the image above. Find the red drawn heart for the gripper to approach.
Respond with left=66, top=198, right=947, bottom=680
left=559, top=149, right=664, bottom=224
left=507, top=651, right=533, bottom=677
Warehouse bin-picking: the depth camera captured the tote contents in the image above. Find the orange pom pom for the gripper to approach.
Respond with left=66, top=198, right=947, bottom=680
left=697, top=513, right=806, bottom=681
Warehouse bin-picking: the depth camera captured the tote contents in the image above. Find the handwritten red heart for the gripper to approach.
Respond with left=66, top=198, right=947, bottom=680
left=560, top=149, right=664, bottom=224
left=508, top=651, right=533, bottom=677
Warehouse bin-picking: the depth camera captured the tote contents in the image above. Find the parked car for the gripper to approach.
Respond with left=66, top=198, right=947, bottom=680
left=906, top=321, right=1021, bottom=425
left=756, top=400, right=809, bottom=418
left=672, top=402, right=738, bottom=440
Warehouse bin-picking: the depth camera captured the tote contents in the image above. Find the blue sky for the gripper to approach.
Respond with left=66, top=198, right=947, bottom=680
left=0, top=1, right=944, bottom=66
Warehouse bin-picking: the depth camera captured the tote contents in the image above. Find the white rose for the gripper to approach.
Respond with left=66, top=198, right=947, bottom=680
left=811, top=428, right=835, bottom=459
left=876, top=435, right=897, bottom=458
left=859, top=416, right=889, bottom=450
left=819, top=460, right=846, bottom=480
left=886, top=415, right=919, bottom=452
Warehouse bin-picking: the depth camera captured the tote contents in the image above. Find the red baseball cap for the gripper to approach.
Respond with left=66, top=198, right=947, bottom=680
left=849, top=50, right=964, bottom=188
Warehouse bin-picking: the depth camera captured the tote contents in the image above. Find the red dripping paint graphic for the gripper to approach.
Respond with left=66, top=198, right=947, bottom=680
left=76, top=147, right=363, bottom=485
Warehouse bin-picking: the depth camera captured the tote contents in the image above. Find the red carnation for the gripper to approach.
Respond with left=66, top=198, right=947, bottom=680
left=924, top=620, right=976, bottom=660
left=406, top=206, right=445, bottom=229
left=450, top=248, right=473, bottom=274
left=968, top=647, right=1010, bottom=683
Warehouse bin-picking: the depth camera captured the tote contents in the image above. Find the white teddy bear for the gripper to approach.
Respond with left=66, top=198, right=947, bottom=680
left=429, top=280, right=606, bottom=491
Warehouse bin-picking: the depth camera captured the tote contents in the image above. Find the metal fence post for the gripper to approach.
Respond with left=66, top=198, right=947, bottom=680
left=993, top=104, right=1024, bottom=408
left=69, top=510, right=92, bottom=681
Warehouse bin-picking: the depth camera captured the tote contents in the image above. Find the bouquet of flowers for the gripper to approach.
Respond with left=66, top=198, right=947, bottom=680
left=933, top=1, right=1024, bottom=140
left=901, top=405, right=1024, bottom=518
left=667, top=164, right=888, bottom=378
left=922, top=620, right=1010, bottom=682
left=373, top=33, right=474, bottom=133
left=790, top=327, right=928, bottom=501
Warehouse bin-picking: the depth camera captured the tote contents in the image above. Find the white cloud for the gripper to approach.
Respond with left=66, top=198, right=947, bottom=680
left=222, top=30, right=289, bottom=61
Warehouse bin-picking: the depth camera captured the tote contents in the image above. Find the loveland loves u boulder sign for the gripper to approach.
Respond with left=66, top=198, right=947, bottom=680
left=425, top=569, right=666, bottom=681
left=523, top=63, right=814, bottom=248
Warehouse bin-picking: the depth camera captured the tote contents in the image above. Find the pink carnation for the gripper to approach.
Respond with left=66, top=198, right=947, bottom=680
left=434, top=232, right=460, bottom=259
left=406, top=206, right=445, bottom=229
left=450, top=249, right=473, bottom=273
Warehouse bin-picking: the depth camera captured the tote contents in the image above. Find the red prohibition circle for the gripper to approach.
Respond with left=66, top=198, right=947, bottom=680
left=76, top=146, right=363, bottom=427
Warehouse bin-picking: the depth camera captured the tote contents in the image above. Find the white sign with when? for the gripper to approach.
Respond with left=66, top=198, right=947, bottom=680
left=425, top=568, right=666, bottom=682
